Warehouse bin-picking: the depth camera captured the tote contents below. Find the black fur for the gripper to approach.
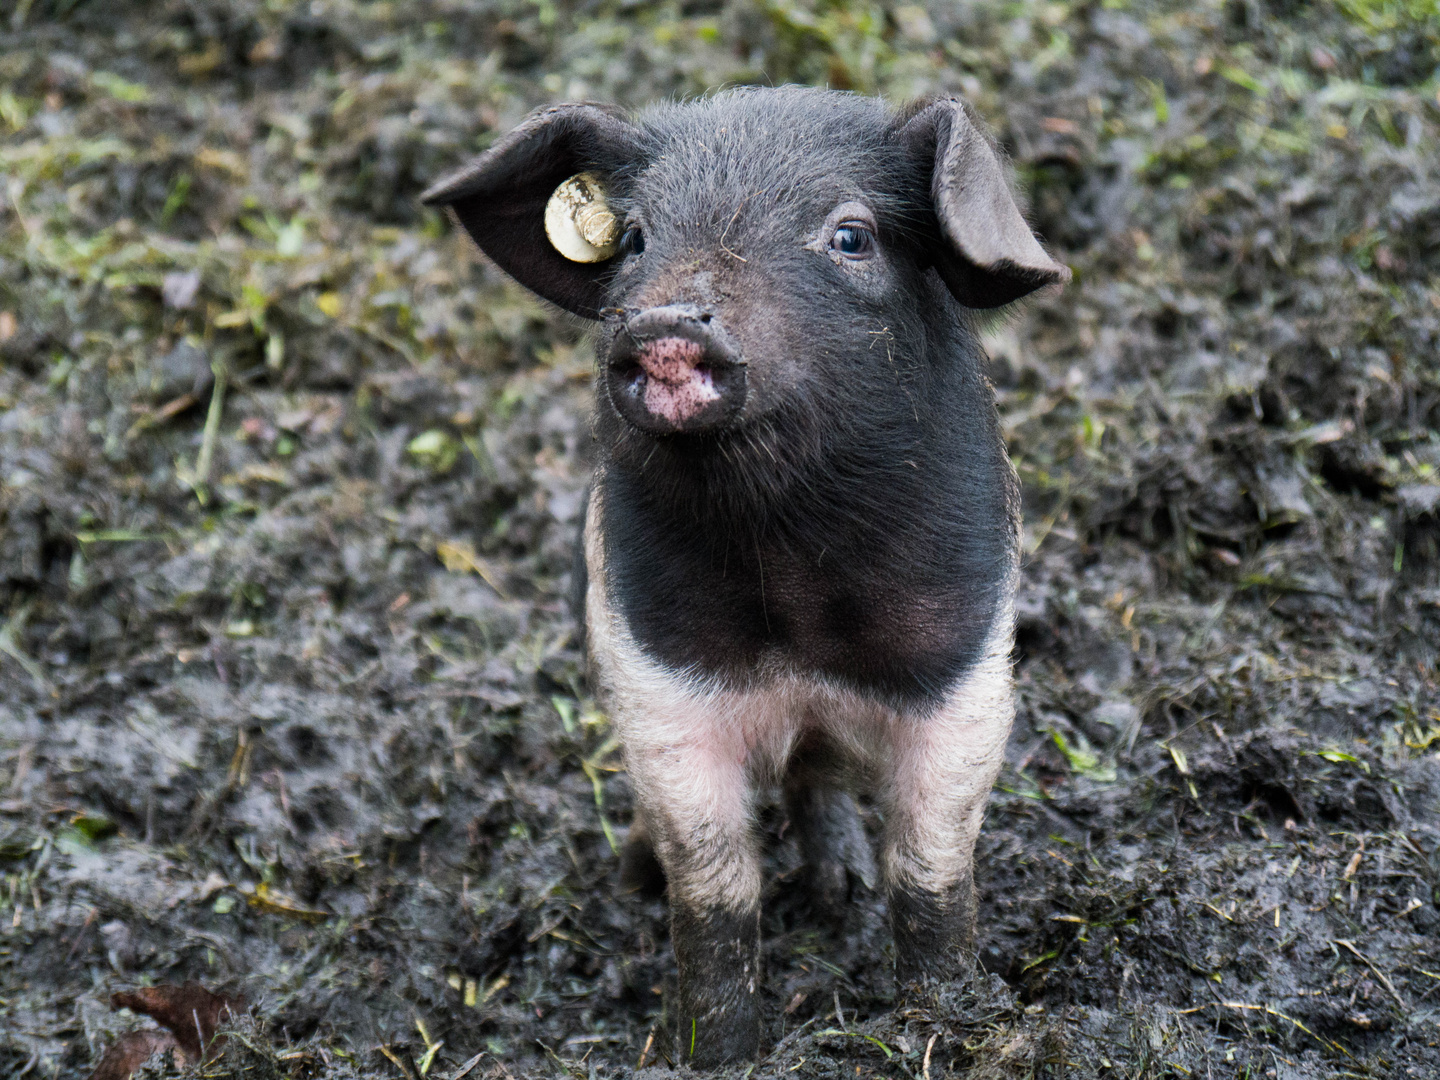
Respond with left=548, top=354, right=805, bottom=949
left=589, top=91, right=1020, bottom=709
left=596, top=286, right=1013, bottom=707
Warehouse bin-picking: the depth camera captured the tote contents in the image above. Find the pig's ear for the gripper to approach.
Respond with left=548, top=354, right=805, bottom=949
left=421, top=104, right=640, bottom=319
left=898, top=98, right=1070, bottom=309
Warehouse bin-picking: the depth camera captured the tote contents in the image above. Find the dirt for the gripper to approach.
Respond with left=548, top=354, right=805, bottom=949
left=1, top=0, right=1439, bottom=1077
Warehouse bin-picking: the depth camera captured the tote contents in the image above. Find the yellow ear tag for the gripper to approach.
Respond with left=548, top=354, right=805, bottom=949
left=544, top=173, right=621, bottom=263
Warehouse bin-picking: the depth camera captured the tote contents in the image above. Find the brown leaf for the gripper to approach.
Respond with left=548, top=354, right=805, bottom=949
left=110, top=982, right=245, bottom=1062
left=88, top=1030, right=179, bottom=1080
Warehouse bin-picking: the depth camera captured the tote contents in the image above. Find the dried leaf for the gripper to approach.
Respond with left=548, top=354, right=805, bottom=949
left=110, top=982, right=244, bottom=1062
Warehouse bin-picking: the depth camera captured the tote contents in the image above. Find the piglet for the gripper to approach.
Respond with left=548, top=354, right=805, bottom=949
left=423, top=87, right=1067, bottom=1067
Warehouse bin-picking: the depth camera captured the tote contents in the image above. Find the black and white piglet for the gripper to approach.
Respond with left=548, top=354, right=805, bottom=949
left=423, top=87, right=1067, bottom=1067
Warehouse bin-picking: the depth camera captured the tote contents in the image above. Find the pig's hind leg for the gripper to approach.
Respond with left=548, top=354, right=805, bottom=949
left=618, top=809, right=666, bottom=896
left=784, top=779, right=876, bottom=916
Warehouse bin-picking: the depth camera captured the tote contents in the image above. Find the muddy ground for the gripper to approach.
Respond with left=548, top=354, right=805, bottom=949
left=2, top=0, right=1439, bottom=1077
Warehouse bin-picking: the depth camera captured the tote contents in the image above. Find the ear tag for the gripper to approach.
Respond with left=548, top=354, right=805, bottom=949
left=544, top=173, right=621, bottom=262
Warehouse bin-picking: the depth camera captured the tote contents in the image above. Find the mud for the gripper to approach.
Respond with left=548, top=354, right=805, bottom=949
left=2, top=1, right=1439, bottom=1077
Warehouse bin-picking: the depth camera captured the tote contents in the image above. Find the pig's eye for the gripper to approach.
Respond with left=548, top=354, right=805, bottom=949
left=831, top=223, right=874, bottom=259
left=809, top=203, right=879, bottom=265
left=619, top=226, right=645, bottom=256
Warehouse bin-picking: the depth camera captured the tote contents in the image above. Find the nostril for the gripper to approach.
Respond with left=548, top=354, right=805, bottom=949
left=699, top=312, right=712, bottom=323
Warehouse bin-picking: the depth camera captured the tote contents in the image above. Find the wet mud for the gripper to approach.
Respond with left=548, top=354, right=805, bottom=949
left=2, top=1, right=1439, bottom=1077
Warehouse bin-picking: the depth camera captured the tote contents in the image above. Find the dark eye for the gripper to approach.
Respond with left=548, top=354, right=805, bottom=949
left=620, top=226, right=645, bottom=256
left=831, top=223, right=874, bottom=258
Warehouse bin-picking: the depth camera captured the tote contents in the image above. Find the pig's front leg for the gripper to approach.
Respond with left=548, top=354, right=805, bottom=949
left=881, top=630, right=1013, bottom=985
left=626, top=734, right=763, bottom=1066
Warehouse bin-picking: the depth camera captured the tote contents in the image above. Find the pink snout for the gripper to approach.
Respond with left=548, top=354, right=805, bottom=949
left=605, top=306, right=746, bottom=436
left=635, top=338, right=722, bottom=425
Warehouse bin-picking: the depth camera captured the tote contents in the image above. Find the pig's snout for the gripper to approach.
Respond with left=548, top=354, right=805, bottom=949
left=606, top=305, right=746, bottom=436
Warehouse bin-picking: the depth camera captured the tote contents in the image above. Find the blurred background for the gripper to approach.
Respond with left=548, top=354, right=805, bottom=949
left=2, top=1, right=1439, bottom=1077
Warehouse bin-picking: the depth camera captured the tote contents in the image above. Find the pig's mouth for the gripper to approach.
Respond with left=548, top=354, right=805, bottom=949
left=606, top=308, right=746, bottom=436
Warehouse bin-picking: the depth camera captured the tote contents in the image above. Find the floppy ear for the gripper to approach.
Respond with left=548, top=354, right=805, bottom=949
left=421, top=103, right=641, bottom=319
left=898, top=98, right=1070, bottom=309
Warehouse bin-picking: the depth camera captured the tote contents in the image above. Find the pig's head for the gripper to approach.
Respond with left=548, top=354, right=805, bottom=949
left=423, top=89, right=1066, bottom=496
